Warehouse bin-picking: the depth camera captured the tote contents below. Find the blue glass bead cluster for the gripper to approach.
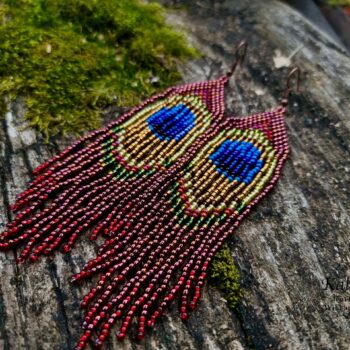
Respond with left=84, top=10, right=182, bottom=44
left=147, top=103, right=195, bottom=141
left=209, top=140, right=264, bottom=184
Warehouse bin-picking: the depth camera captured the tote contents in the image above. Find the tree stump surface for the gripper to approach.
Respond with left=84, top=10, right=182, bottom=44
left=1, top=1, right=350, bottom=349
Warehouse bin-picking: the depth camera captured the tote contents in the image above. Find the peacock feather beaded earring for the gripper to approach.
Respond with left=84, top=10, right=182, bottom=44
left=0, top=42, right=301, bottom=349
left=71, top=67, right=300, bottom=349
left=0, top=42, right=248, bottom=261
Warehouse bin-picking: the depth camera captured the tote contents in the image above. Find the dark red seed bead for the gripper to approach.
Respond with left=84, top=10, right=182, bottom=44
left=117, top=332, right=125, bottom=341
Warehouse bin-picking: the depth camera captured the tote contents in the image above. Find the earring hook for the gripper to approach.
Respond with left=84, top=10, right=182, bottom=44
left=281, top=66, right=301, bottom=106
left=226, top=41, right=248, bottom=78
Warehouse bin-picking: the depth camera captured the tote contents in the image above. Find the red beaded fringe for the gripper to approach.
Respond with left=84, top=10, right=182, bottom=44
left=0, top=75, right=289, bottom=349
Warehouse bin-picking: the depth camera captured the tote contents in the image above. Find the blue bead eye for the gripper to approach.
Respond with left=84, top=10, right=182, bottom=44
left=209, top=140, right=264, bottom=184
left=147, top=103, right=195, bottom=141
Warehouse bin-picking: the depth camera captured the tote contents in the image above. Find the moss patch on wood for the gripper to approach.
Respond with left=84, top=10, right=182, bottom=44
left=209, top=244, right=243, bottom=309
left=0, top=0, right=196, bottom=138
left=327, top=0, right=350, bottom=5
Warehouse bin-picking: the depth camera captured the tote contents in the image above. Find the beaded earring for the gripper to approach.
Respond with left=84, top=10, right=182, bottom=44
left=0, top=43, right=301, bottom=349
left=0, top=42, right=248, bottom=262
left=70, top=67, right=300, bottom=349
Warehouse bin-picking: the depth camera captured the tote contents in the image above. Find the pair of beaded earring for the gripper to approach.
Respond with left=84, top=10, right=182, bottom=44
left=0, top=42, right=300, bottom=349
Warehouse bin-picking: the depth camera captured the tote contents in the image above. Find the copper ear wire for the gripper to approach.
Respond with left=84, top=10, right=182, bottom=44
left=226, top=41, right=248, bottom=77
left=281, top=66, right=301, bottom=106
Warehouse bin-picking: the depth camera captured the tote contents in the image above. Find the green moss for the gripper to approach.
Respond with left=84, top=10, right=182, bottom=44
left=209, top=244, right=243, bottom=309
left=0, top=0, right=196, bottom=138
left=327, top=0, right=350, bottom=5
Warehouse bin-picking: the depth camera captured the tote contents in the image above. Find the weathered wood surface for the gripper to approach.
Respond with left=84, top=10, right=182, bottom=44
left=1, top=0, right=350, bottom=349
